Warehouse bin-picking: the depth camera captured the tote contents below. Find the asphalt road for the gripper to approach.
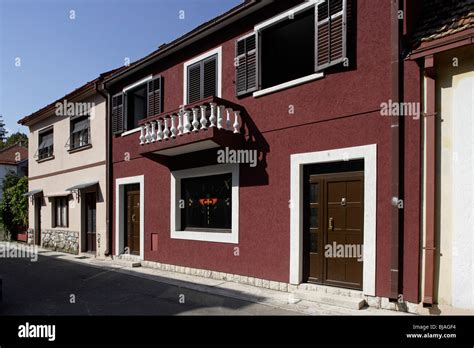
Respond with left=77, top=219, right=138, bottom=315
left=0, top=252, right=301, bottom=315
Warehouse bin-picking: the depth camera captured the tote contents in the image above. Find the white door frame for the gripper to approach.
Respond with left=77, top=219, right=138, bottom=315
left=289, top=144, right=377, bottom=296
left=115, top=175, right=145, bottom=260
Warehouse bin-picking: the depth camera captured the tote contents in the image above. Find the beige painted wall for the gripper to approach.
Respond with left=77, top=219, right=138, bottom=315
left=421, top=45, right=474, bottom=310
left=27, top=93, right=107, bottom=258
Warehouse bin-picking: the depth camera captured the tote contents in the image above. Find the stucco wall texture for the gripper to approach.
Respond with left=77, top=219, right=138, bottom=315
left=111, top=0, right=421, bottom=302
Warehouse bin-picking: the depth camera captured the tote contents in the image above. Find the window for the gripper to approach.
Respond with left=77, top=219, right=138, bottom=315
left=126, top=83, right=147, bottom=130
left=37, top=128, right=54, bottom=160
left=186, top=54, right=218, bottom=104
left=171, top=164, right=239, bottom=244
left=70, top=115, right=90, bottom=150
left=111, top=76, right=163, bottom=134
left=181, top=173, right=232, bottom=231
left=53, top=196, right=68, bottom=228
left=260, top=9, right=315, bottom=89
left=244, top=0, right=347, bottom=94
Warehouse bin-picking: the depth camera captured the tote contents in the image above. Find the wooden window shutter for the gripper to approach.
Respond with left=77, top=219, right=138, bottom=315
left=147, top=76, right=163, bottom=117
left=203, top=56, right=217, bottom=99
left=235, top=33, right=257, bottom=96
left=315, top=0, right=347, bottom=71
left=187, top=63, right=201, bottom=104
left=111, top=93, right=124, bottom=134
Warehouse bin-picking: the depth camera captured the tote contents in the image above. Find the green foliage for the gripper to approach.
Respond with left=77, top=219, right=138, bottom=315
left=0, top=172, right=28, bottom=237
left=4, top=132, right=28, bottom=148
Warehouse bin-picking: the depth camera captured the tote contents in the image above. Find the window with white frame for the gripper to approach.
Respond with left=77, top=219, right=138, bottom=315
left=181, top=173, right=232, bottom=232
left=183, top=47, right=221, bottom=105
left=111, top=75, right=163, bottom=134
left=236, top=0, right=348, bottom=95
left=171, top=164, right=239, bottom=244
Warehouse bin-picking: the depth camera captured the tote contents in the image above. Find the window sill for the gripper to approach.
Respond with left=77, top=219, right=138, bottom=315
left=36, top=155, right=55, bottom=163
left=68, top=144, right=92, bottom=153
left=253, top=72, right=324, bottom=98
left=121, top=127, right=141, bottom=137
left=171, top=229, right=237, bottom=244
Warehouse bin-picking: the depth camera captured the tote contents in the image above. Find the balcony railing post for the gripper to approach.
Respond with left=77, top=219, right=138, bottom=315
left=139, top=125, right=146, bottom=145
left=157, top=119, right=163, bottom=141
left=163, top=117, right=170, bottom=140
left=192, top=108, right=199, bottom=132
left=226, top=108, right=233, bottom=131
left=170, top=114, right=178, bottom=138
left=209, top=103, right=217, bottom=127
left=183, top=110, right=191, bottom=134
left=217, top=105, right=224, bottom=130
left=233, top=111, right=241, bottom=134
left=177, top=112, right=184, bottom=135
left=200, top=105, right=208, bottom=130
left=151, top=121, right=157, bottom=142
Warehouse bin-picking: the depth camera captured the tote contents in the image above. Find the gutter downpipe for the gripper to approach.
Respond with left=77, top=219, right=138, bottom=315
left=95, top=80, right=112, bottom=257
left=390, top=0, right=402, bottom=300
left=423, top=54, right=436, bottom=305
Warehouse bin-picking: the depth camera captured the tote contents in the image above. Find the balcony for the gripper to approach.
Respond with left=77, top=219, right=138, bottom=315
left=138, top=96, right=243, bottom=157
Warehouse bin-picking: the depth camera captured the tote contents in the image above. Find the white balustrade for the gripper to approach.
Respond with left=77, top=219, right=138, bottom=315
left=192, top=108, right=199, bottom=132
left=233, top=111, right=241, bottom=134
left=139, top=125, right=146, bottom=145
left=200, top=105, right=208, bottom=130
left=217, top=105, right=224, bottom=130
left=209, top=103, right=217, bottom=127
left=170, top=115, right=178, bottom=138
left=225, top=108, right=233, bottom=131
left=145, top=123, right=151, bottom=144
left=163, top=117, right=170, bottom=140
left=150, top=121, right=156, bottom=142
left=177, top=112, right=184, bottom=135
left=183, top=110, right=191, bottom=134
left=157, top=120, right=163, bottom=141
left=139, top=102, right=244, bottom=145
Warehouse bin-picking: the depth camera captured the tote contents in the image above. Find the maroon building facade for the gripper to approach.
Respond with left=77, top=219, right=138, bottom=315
left=104, top=0, right=422, bottom=306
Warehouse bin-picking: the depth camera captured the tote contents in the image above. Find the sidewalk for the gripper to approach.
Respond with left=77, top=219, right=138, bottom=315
left=1, top=241, right=409, bottom=315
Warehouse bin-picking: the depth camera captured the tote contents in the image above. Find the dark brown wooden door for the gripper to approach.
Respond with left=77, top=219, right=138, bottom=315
left=125, top=185, right=140, bottom=255
left=304, top=171, right=364, bottom=290
left=85, top=192, right=96, bottom=252
left=34, top=196, right=41, bottom=246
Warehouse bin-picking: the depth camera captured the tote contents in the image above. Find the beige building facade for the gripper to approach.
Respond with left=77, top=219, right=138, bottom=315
left=20, top=81, right=108, bottom=258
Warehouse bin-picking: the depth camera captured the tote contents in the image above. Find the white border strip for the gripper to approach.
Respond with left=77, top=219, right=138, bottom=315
left=171, top=164, right=239, bottom=244
left=289, top=144, right=377, bottom=296
left=253, top=72, right=324, bottom=98
left=115, top=175, right=145, bottom=260
left=123, top=75, right=152, bottom=93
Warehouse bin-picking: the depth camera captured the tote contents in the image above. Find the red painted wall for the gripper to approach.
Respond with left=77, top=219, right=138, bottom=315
left=110, top=0, right=421, bottom=299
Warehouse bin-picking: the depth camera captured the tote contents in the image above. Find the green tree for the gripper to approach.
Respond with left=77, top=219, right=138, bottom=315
left=0, top=173, right=28, bottom=239
left=0, top=115, right=7, bottom=144
left=4, top=132, right=28, bottom=147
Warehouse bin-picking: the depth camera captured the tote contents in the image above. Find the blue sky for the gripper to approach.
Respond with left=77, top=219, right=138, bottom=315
left=0, top=0, right=242, bottom=134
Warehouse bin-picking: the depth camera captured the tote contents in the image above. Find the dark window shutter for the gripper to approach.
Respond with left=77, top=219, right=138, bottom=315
left=188, top=63, right=201, bottom=104
left=111, top=93, right=124, bottom=134
left=235, top=33, right=257, bottom=96
left=315, top=0, right=346, bottom=71
left=203, top=56, right=217, bottom=99
left=147, top=76, right=163, bottom=117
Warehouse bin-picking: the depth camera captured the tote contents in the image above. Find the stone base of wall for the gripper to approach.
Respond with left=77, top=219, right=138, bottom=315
left=27, top=229, right=34, bottom=245
left=42, top=230, right=79, bottom=255
left=140, top=259, right=418, bottom=313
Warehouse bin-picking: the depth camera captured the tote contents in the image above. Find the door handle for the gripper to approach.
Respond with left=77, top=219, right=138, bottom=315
left=131, top=214, right=136, bottom=222
left=329, top=217, right=334, bottom=231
